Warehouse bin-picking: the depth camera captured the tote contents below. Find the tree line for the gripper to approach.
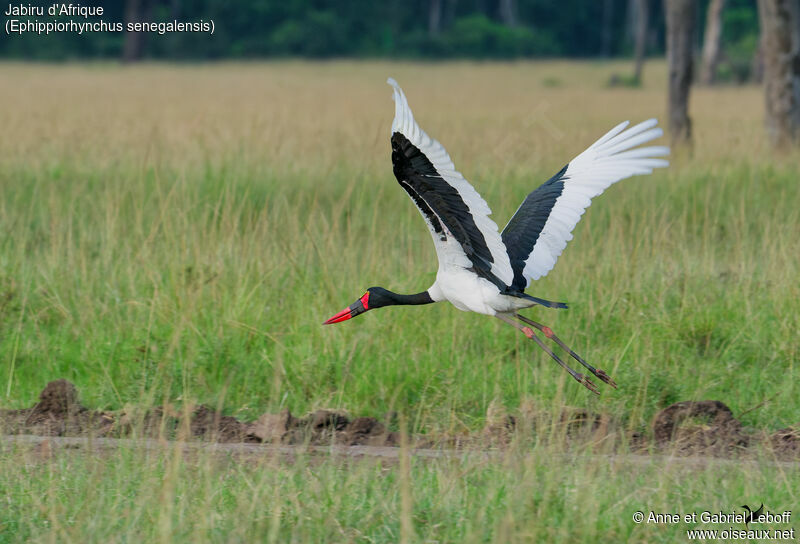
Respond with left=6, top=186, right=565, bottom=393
left=1, top=0, right=755, bottom=72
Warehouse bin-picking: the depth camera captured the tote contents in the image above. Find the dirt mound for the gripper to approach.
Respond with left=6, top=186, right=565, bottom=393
left=1, top=381, right=798, bottom=459
left=36, top=379, right=80, bottom=414
left=766, top=425, right=800, bottom=460
left=114, top=405, right=398, bottom=446
left=0, top=379, right=115, bottom=436
left=248, top=409, right=398, bottom=446
left=652, top=400, right=749, bottom=455
left=113, top=404, right=254, bottom=443
left=0, top=381, right=398, bottom=447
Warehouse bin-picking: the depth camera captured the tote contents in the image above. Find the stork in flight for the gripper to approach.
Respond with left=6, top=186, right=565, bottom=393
left=324, top=79, right=669, bottom=394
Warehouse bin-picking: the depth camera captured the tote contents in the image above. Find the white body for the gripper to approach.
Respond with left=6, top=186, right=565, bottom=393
left=429, top=269, right=530, bottom=315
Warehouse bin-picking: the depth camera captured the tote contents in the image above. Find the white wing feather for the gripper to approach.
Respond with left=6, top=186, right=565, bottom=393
left=522, top=119, right=669, bottom=284
left=388, top=78, right=514, bottom=286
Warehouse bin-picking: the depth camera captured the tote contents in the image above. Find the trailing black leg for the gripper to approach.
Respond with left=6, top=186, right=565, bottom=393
left=514, top=313, right=617, bottom=389
left=496, top=314, right=599, bottom=395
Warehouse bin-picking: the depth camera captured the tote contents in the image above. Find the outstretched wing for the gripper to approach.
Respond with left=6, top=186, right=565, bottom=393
left=388, top=78, right=514, bottom=289
left=501, top=119, right=669, bottom=290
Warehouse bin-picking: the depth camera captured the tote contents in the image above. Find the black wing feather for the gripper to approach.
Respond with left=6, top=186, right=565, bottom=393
left=397, top=180, right=446, bottom=241
left=501, top=164, right=568, bottom=290
left=391, top=132, right=507, bottom=290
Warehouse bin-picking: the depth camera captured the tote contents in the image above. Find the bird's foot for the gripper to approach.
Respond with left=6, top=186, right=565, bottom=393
left=574, top=373, right=599, bottom=395
left=593, top=369, right=617, bottom=389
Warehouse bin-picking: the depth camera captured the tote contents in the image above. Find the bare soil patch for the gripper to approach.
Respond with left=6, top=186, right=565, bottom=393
left=0, top=380, right=397, bottom=447
left=1, top=380, right=797, bottom=460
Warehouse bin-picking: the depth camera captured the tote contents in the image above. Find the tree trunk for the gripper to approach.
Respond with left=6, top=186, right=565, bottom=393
left=757, top=0, right=800, bottom=147
left=699, top=0, right=726, bottom=84
left=751, top=34, right=765, bottom=84
left=429, top=0, right=442, bottom=35
left=665, top=0, right=696, bottom=144
left=633, top=0, right=649, bottom=82
left=122, top=0, right=143, bottom=63
left=498, top=0, right=517, bottom=27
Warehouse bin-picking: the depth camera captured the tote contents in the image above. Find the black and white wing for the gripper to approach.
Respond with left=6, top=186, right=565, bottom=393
left=388, top=78, right=514, bottom=290
left=501, top=119, right=669, bottom=290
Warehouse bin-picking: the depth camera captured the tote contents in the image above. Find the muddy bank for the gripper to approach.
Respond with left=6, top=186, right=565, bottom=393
left=1, top=380, right=798, bottom=460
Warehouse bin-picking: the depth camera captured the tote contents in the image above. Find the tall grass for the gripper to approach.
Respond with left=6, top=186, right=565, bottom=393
left=0, top=60, right=798, bottom=541
left=1, top=439, right=797, bottom=543
left=2, top=61, right=797, bottom=431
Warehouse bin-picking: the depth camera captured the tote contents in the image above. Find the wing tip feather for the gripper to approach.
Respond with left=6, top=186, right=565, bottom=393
left=521, top=117, right=668, bottom=285
left=388, top=77, right=410, bottom=134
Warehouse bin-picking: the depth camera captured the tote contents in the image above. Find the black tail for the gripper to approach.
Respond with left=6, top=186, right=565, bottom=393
left=519, top=293, right=568, bottom=309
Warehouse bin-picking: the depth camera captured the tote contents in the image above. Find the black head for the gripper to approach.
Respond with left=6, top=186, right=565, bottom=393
left=323, top=287, right=393, bottom=325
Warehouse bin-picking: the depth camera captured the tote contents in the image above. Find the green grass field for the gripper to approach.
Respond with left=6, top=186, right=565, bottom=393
left=1, top=61, right=798, bottom=542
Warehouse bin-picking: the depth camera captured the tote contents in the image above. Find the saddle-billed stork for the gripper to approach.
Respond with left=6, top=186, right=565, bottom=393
left=325, top=79, right=669, bottom=394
